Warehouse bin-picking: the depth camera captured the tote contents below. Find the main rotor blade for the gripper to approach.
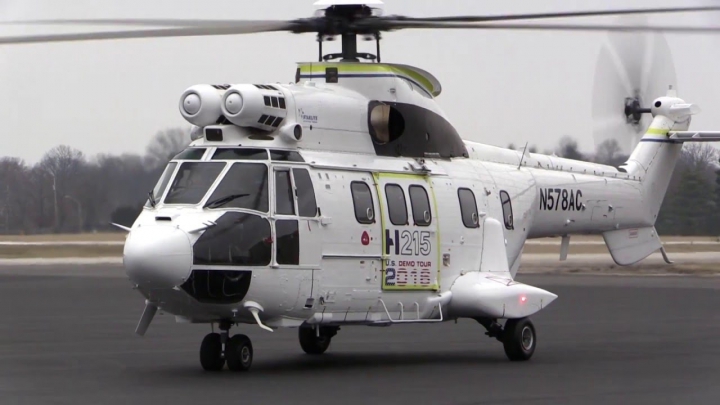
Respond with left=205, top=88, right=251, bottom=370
left=0, top=18, right=287, bottom=28
left=394, top=6, right=720, bottom=23
left=380, top=21, right=720, bottom=34
left=0, top=22, right=299, bottom=45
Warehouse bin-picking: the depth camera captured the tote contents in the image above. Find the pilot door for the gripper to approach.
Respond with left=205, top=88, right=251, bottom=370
left=374, top=173, right=439, bottom=291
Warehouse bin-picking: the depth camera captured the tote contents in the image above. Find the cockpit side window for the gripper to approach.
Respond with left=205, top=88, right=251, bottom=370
left=164, top=162, right=225, bottom=205
left=293, top=168, right=317, bottom=217
left=204, top=163, right=268, bottom=212
left=275, top=170, right=295, bottom=215
left=193, top=212, right=272, bottom=266
left=146, top=162, right=177, bottom=207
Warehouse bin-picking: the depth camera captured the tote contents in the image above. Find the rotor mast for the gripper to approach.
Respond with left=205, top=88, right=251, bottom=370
left=318, top=3, right=380, bottom=62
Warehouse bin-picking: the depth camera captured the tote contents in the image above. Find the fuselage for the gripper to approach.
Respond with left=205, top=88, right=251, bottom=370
left=123, top=139, right=646, bottom=327
left=122, top=62, right=669, bottom=328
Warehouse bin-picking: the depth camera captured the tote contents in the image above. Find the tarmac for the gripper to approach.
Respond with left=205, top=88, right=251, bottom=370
left=1, top=264, right=719, bottom=405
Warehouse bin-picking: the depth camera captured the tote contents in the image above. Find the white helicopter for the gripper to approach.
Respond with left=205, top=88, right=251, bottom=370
left=7, top=1, right=720, bottom=372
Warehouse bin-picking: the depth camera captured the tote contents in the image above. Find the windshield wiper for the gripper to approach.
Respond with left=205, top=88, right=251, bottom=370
left=204, top=193, right=249, bottom=209
left=148, top=190, right=157, bottom=208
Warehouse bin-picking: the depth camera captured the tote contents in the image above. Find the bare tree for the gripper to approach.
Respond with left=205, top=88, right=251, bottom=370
left=556, top=136, right=584, bottom=161
left=0, top=158, right=30, bottom=233
left=594, top=139, right=628, bottom=167
left=145, top=127, right=192, bottom=169
left=39, top=145, right=86, bottom=232
left=679, top=143, right=719, bottom=174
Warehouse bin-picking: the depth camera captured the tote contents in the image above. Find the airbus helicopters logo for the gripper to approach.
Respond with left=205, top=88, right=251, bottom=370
left=298, top=108, right=318, bottom=124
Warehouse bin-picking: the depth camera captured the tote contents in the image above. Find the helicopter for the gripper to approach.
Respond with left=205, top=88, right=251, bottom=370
left=5, top=0, right=720, bottom=372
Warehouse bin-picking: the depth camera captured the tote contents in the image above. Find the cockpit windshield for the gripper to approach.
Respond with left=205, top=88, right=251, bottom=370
left=204, top=163, right=269, bottom=211
left=164, top=162, right=225, bottom=205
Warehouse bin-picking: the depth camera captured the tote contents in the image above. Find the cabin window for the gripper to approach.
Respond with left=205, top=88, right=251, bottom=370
left=193, top=212, right=272, bottom=266
left=204, top=163, right=268, bottom=211
left=270, top=150, right=305, bottom=162
left=458, top=188, right=479, bottom=228
left=276, top=219, right=300, bottom=265
left=164, top=162, right=225, bottom=205
left=172, top=148, right=206, bottom=160
left=275, top=170, right=295, bottom=215
left=500, top=190, right=514, bottom=230
left=293, top=168, right=317, bottom=217
left=351, top=181, right=375, bottom=224
left=212, top=148, right=268, bottom=160
left=146, top=162, right=177, bottom=207
left=409, top=185, right=432, bottom=226
left=385, top=184, right=408, bottom=226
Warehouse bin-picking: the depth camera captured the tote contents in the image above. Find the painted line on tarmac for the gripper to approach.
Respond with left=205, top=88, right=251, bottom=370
left=0, top=257, right=122, bottom=265
left=0, top=241, right=124, bottom=246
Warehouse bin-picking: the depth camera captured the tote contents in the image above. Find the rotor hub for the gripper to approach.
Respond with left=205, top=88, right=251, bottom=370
left=624, top=96, right=644, bottom=125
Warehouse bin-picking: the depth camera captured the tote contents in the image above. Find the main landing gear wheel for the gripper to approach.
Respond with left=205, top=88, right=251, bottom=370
left=226, top=334, right=253, bottom=372
left=502, top=318, right=536, bottom=361
left=200, top=333, right=225, bottom=371
left=298, top=326, right=338, bottom=355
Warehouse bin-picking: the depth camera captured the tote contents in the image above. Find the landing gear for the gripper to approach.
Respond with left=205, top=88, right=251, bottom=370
left=502, top=318, right=536, bottom=361
left=199, top=321, right=254, bottom=372
left=299, top=325, right=339, bottom=355
left=199, top=332, right=224, bottom=371
left=475, top=316, right=537, bottom=362
left=226, top=334, right=253, bottom=371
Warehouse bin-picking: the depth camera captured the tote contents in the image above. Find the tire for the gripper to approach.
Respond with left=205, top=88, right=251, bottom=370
left=226, top=334, right=253, bottom=372
left=200, top=333, right=225, bottom=371
left=298, top=326, right=333, bottom=355
left=502, top=318, right=536, bottom=361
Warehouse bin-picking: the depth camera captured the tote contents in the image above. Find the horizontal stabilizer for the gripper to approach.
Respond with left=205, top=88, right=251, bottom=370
left=602, top=227, right=661, bottom=265
left=668, top=131, right=720, bottom=142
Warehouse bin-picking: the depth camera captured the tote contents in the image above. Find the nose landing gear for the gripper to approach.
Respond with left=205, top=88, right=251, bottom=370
left=199, top=320, right=254, bottom=371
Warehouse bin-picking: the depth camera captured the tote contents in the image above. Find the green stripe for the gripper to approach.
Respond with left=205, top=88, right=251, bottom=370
left=298, top=63, right=437, bottom=96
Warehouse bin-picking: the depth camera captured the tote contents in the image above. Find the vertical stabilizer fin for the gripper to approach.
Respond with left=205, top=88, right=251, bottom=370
left=602, top=227, right=662, bottom=265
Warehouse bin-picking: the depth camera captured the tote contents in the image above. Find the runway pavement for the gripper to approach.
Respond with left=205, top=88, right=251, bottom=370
left=1, top=265, right=719, bottom=405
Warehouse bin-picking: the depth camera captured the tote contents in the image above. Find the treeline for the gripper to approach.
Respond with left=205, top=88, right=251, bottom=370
left=0, top=128, right=190, bottom=234
left=1, top=132, right=717, bottom=235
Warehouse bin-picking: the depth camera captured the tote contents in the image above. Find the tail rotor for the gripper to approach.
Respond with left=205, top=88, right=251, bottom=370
left=592, top=16, right=678, bottom=154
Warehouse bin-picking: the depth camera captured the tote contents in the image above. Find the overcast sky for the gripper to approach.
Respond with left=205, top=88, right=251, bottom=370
left=0, top=0, right=719, bottom=163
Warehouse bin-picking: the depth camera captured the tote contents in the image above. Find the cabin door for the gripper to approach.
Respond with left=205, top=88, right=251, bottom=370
left=374, top=173, right=439, bottom=291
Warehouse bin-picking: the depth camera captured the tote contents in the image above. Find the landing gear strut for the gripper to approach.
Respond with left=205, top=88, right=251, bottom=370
left=298, top=325, right=339, bottom=355
left=476, top=317, right=537, bottom=361
left=200, top=320, right=253, bottom=371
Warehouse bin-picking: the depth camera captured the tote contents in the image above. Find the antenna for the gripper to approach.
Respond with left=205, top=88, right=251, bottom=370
left=518, top=142, right=529, bottom=169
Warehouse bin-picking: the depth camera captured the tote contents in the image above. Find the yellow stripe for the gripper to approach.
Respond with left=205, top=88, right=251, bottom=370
left=646, top=127, right=669, bottom=135
left=426, top=178, right=441, bottom=292
left=374, top=171, right=440, bottom=292
left=298, top=63, right=437, bottom=96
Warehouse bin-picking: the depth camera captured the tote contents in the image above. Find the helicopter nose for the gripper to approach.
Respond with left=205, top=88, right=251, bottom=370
left=123, top=225, right=193, bottom=290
